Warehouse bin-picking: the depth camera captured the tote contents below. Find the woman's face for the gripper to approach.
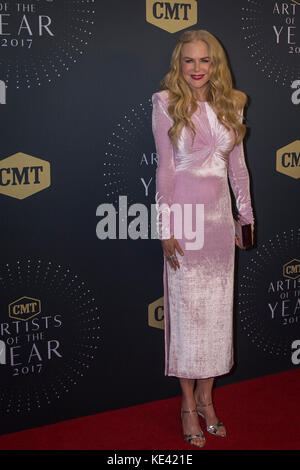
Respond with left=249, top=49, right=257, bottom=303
left=180, top=40, right=211, bottom=99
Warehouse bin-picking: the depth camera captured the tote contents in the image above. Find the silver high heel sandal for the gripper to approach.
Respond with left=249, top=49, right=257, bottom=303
left=196, top=402, right=226, bottom=437
left=181, top=408, right=206, bottom=448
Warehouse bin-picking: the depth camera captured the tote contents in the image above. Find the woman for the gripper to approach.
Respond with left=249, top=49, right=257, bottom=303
left=152, top=29, right=255, bottom=448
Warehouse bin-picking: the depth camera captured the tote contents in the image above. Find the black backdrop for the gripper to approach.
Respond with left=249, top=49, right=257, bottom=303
left=0, top=0, right=299, bottom=436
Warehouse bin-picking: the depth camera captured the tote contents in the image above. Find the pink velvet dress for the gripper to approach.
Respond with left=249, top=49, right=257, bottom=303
left=152, top=90, right=255, bottom=379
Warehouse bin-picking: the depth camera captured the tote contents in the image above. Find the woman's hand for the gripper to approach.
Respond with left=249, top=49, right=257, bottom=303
left=161, top=235, right=184, bottom=270
left=235, top=234, right=243, bottom=249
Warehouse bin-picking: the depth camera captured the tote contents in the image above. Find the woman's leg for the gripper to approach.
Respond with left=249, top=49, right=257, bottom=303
left=179, top=378, right=205, bottom=447
left=194, top=377, right=226, bottom=436
left=194, top=377, right=214, bottom=404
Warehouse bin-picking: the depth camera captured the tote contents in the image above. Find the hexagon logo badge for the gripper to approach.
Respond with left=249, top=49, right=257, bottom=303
left=146, top=0, right=197, bottom=33
left=283, top=259, right=300, bottom=280
left=9, top=296, right=41, bottom=322
left=276, top=140, right=300, bottom=179
left=0, top=152, right=51, bottom=199
left=148, top=296, right=165, bottom=329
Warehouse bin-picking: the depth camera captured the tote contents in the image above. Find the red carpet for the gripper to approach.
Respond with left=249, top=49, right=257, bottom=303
left=0, top=369, right=299, bottom=450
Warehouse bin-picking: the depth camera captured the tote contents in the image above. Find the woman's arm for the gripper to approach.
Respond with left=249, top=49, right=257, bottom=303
left=228, top=108, right=255, bottom=228
left=152, top=92, right=176, bottom=240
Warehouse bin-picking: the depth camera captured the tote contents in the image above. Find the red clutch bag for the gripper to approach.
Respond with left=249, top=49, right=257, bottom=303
left=234, top=215, right=253, bottom=249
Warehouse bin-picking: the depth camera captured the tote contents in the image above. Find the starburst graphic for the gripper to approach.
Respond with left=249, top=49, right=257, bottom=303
left=103, top=98, right=154, bottom=227
left=0, top=258, right=101, bottom=414
left=241, top=0, right=300, bottom=86
left=0, top=0, right=96, bottom=90
left=239, top=227, right=300, bottom=357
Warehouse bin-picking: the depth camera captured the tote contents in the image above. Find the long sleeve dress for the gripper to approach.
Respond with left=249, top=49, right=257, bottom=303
left=152, top=89, right=255, bottom=379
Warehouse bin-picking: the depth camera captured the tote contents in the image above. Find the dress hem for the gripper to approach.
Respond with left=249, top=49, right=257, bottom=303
left=165, top=366, right=233, bottom=380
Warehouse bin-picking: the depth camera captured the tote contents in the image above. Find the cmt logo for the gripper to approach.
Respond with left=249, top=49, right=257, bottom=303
left=283, top=259, right=300, bottom=279
left=276, top=140, right=300, bottom=179
left=146, top=0, right=197, bottom=33
left=9, top=296, right=41, bottom=322
left=148, top=296, right=164, bottom=329
left=0, top=152, right=51, bottom=199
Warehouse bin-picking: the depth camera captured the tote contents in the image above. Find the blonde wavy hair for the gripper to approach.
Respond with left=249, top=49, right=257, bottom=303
left=159, top=29, right=248, bottom=148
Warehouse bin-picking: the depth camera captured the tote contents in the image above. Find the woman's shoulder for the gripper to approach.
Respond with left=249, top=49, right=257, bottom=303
left=152, top=89, right=170, bottom=105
